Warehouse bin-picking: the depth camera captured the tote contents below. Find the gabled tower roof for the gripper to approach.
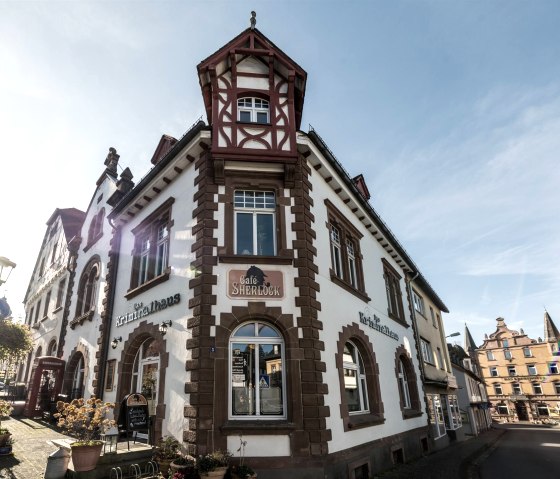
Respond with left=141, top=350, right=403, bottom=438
left=544, top=311, right=560, bottom=342
left=464, top=323, right=478, bottom=353
left=197, top=26, right=307, bottom=128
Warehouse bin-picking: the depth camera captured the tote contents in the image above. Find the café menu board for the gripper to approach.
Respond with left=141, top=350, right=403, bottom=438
left=119, top=393, right=149, bottom=431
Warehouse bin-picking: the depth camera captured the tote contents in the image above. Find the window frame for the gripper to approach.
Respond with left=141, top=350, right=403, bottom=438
left=382, top=259, right=405, bottom=323
left=343, top=341, right=370, bottom=415
left=128, top=198, right=174, bottom=297
left=504, top=349, right=512, bottom=360
left=512, top=382, right=522, bottom=394
left=237, top=97, right=270, bottom=124
left=507, top=365, right=517, bottom=376
left=549, top=362, right=559, bottom=374
left=494, top=383, right=503, bottom=395
left=527, top=364, right=538, bottom=375
left=228, top=321, right=286, bottom=420
left=325, top=200, right=367, bottom=299
left=394, top=347, right=422, bottom=419
left=412, top=289, right=425, bottom=316
left=486, top=350, right=495, bottom=360
left=523, top=347, right=532, bottom=358
left=490, top=366, right=498, bottom=377
left=532, top=382, right=543, bottom=395
left=427, top=394, right=446, bottom=439
left=420, top=338, right=435, bottom=365
left=336, top=326, right=385, bottom=431
left=234, top=190, right=276, bottom=256
left=75, top=258, right=100, bottom=320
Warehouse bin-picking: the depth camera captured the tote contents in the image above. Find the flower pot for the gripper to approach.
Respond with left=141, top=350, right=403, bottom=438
left=201, top=466, right=228, bottom=478
left=0, top=445, right=12, bottom=455
left=70, top=443, right=103, bottom=472
left=170, top=460, right=196, bottom=476
left=156, top=458, right=174, bottom=477
left=0, top=432, right=11, bottom=447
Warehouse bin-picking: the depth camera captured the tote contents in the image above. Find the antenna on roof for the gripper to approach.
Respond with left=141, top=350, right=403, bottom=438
left=250, top=11, right=256, bottom=30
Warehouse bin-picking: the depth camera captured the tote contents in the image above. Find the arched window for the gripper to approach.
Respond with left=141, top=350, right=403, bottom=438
left=36, top=346, right=43, bottom=358
left=229, top=322, right=285, bottom=419
left=237, top=97, right=269, bottom=124
left=397, top=359, right=411, bottom=409
left=71, top=354, right=85, bottom=399
left=87, top=208, right=105, bottom=246
left=75, top=259, right=100, bottom=318
left=131, top=338, right=160, bottom=415
left=394, top=347, right=421, bottom=418
left=343, top=341, right=369, bottom=413
left=47, top=339, right=57, bottom=357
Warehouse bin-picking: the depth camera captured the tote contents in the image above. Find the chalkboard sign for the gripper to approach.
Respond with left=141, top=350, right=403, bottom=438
left=118, top=393, right=149, bottom=431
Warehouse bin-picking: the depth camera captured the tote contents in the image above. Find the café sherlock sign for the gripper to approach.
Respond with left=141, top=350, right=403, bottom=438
left=359, top=311, right=399, bottom=341
left=115, top=293, right=181, bottom=327
left=228, top=266, right=284, bottom=299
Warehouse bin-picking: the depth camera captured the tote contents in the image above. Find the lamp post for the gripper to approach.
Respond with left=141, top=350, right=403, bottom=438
left=0, top=257, right=16, bottom=286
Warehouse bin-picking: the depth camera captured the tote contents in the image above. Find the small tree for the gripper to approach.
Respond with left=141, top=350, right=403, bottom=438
left=0, top=320, right=33, bottom=378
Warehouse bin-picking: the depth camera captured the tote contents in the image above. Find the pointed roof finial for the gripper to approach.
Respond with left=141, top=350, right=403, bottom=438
left=250, top=11, right=256, bottom=30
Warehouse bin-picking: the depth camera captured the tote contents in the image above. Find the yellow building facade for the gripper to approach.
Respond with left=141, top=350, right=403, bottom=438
left=477, top=314, right=560, bottom=423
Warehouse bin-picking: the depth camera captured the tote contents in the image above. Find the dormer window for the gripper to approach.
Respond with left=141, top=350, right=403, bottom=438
left=238, top=97, right=269, bottom=124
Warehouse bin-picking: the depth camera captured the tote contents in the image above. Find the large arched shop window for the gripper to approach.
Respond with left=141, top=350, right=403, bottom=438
left=71, top=354, right=85, bottom=399
left=131, top=338, right=160, bottom=415
left=229, top=322, right=285, bottom=419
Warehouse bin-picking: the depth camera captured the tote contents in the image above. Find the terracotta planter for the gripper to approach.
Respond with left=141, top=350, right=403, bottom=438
left=156, top=458, right=174, bottom=477
left=170, top=460, right=197, bottom=477
left=201, top=466, right=228, bottom=478
left=70, top=443, right=103, bottom=472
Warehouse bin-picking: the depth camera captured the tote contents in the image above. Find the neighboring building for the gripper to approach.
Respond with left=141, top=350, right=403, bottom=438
left=22, top=20, right=454, bottom=479
left=60, top=148, right=133, bottom=401
left=477, top=315, right=560, bottom=423
left=20, top=208, right=85, bottom=407
left=410, top=283, right=460, bottom=448
left=448, top=325, right=491, bottom=437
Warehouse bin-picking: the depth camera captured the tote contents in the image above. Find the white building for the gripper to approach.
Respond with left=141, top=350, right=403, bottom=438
left=23, top=20, right=453, bottom=479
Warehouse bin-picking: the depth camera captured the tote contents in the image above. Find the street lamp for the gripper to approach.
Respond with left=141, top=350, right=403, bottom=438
left=446, top=332, right=460, bottom=338
left=0, top=257, right=16, bottom=286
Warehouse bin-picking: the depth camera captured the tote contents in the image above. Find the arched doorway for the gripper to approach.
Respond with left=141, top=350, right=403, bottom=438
left=131, top=338, right=160, bottom=416
left=515, top=401, right=528, bottom=421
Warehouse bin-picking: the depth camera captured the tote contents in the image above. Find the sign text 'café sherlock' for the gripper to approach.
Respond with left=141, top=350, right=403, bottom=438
left=115, top=294, right=181, bottom=327
left=359, top=311, right=399, bottom=341
left=228, top=266, right=284, bottom=299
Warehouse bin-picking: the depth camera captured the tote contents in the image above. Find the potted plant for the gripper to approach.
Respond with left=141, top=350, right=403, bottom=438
left=153, top=435, right=181, bottom=477
left=0, top=400, right=14, bottom=451
left=54, top=397, right=116, bottom=472
left=169, top=454, right=197, bottom=478
left=197, top=449, right=231, bottom=478
left=0, top=435, right=14, bottom=456
left=230, top=435, right=256, bottom=479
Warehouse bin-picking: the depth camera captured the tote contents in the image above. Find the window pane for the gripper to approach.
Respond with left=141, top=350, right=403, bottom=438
left=232, top=343, right=256, bottom=416
left=259, top=344, right=283, bottom=415
left=258, top=324, right=279, bottom=337
left=234, top=324, right=256, bottom=337
left=239, top=110, right=251, bottom=122
left=256, top=213, right=274, bottom=255
left=256, top=111, right=268, bottom=124
left=236, top=213, right=254, bottom=254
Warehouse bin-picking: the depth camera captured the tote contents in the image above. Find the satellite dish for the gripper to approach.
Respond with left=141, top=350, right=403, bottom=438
left=0, top=297, right=12, bottom=319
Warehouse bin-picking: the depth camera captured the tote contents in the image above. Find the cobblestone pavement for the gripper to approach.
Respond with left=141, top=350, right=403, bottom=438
left=0, top=415, right=73, bottom=479
left=0, top=416, right=511, bottom=479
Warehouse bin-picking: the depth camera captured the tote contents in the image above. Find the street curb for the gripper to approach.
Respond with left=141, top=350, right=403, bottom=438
left=463, top=429, right=507, bottom=479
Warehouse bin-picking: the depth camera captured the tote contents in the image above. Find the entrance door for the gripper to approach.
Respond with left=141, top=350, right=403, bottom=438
left=131, top=338, right=160, bottom=416
left=515, top=401, right=528, bottom=420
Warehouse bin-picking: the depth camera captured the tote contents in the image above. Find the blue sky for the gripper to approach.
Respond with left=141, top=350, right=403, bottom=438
left=1, top=1, right=559, bottom=348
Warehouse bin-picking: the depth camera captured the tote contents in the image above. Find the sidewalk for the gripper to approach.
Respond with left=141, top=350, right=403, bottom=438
left=0, top=415, right=72, bottom=479
left=376, top=426, right=506, bottom=479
